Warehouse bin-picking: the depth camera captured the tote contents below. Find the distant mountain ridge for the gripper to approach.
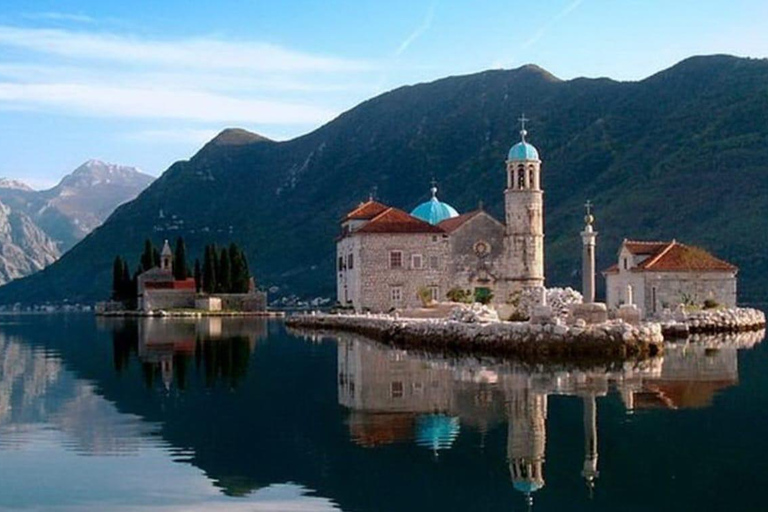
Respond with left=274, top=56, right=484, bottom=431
left=1, top=54, right=768, bottom=305
left=0, top=160, right=154, bottom=285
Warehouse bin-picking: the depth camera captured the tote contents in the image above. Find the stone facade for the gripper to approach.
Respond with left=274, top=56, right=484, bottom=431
left=604, top=240, right=738, bottom=318
left=337, top=127, right=546, bottom=312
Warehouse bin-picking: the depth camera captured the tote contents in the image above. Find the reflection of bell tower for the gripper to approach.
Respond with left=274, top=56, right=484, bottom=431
left=508, top=388, right=547, bottom=506
left=581, top=394, right=599, bottom=495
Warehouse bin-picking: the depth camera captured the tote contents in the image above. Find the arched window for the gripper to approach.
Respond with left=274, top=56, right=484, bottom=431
left=517, top=165, right=526, bottom=189
left=528, top=166, right=535, bottom=189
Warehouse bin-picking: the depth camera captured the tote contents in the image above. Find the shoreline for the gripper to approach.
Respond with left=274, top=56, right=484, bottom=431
left=95, top=310, right=284, bottom=318
left=286, top=313, right=664, bottom=364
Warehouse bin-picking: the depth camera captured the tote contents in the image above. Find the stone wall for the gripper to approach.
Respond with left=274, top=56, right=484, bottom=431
left=214, top=292, right=267, bottom=312
left=447, top=212, right=507, bottom=300
left=140, top=290, right=195, bottom=312
left=354, top=233, right=451, bottom=312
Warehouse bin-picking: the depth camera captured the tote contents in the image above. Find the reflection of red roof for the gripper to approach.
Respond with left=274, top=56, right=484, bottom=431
left=348, top=412, right=415, bottom=448
left=438, top=210, right=481, bottom=232
left=145, top=278, right=197, bottom=290
left=344, top=200, right=390, bottom=221
left=357, top=207, right=444, bottom=234
left=604, top=240, right=737, bottom=274
left=636, top=379, right=737, bottom=409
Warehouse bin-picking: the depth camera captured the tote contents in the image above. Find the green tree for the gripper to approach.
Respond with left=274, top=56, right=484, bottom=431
left=229, top=243, right=248, bottom=293
left=121, top=260, right=131, bottom=300
left=194, top=259, right=202, bottom=293
left=173, top=237, right=188, bottom=280
left=152, top=247, right=161, bottom=268
left=140, top=239, right=154, bottom=271
left=219, top=247, right=231, bottom=293
left=112, top=256, right=124, bottom=300
left=203, top=245, right=216, bottom=294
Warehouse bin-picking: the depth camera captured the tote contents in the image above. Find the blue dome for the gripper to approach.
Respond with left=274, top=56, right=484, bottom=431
left=513, top=481, right=544, bottom=494
left=508, top=141, right=539, bottom=161
left=411, top=187, right=459, bottom=225
left=414, top=414, right=460, bottom=451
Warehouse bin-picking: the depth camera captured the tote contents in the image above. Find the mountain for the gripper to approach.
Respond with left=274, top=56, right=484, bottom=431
left=2, top=54, right=768, bottom=306
left=0, top=160, right=155, bottom=251
left=0, top=161, right=153, bottom=286
left=0, top=201, right=60, bottom=283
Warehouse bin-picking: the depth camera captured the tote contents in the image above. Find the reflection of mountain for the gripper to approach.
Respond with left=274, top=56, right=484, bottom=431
left=0, top=331, right=154, bottom=455
left=1, top=318, right=764, bottom=512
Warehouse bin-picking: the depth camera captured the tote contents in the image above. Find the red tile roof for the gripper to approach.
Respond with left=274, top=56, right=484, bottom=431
left=344, top=200, right=390, bottom=221
left=145, top=278, right=197, bottom=290
left=623, top=240, right=670, bottom=255
left=356, top=207, right=445, bottom=234
left=605, top=240, right=738, bottom=274
left=638, top=242, right=737, bottom=272
left=438, top=210, right=482, bottom=232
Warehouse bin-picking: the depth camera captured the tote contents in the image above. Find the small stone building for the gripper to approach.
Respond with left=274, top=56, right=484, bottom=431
left=603, top=240, right=738, bottom=317
left=137, top=240, right=196, bottom=312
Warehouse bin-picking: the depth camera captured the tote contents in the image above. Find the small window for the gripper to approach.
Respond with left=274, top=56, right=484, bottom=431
left=391, top=381, right=404, bottom=398
left=411, top=254, right=423, bottom=269
left=391, top=286, right=403, bottom=303
left=623, top=258, right=628, bottom=270
left=429, top=285, right=439, bottom=302
left=429, top=256, right=439, bottom=270
left=431, top=235, right=438, bottom=243
left=389, top=251, right=403, bottom=269
left=338, top=256, right=344, bottom=271
left=347, top=253, right=354, bottom=270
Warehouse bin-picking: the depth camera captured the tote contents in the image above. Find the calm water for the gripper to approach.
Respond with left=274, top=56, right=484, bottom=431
left=0, top=316, right=767, bottom=512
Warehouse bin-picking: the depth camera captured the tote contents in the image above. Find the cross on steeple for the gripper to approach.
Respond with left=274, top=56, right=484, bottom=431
left=518, top=113, right=529, bottom=141
left=430, top=177, right=438, bottom=198
left=584, top=200, right=593, bottom=217
left=369, top=185, right=378, bottom=201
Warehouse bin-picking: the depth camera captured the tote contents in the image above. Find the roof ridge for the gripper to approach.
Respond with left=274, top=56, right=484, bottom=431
left=641, top=241, right=676, bottom=269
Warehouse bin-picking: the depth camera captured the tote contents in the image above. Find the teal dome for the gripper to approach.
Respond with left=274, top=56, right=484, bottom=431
left=513, top=481, right=544, bottom=494
left=411, top=187, right=459, bottom=225
left=508, top=141, right=539, bottom=161
left=414, top=414, right=460, bottom=451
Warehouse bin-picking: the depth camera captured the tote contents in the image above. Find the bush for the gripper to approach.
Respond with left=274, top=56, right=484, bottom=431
left=417, top=287, right=434, bottom=307
left=474, top=287, right=494, bottom=305
left=447, top=287, right=472, bottom=304
left=703, top=298, right=720, bottom=309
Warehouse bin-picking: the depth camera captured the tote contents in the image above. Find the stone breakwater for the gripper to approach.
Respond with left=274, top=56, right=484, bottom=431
left=661, top=307, right=766, bottom=338
left=285, top=313, right=663, bottom=362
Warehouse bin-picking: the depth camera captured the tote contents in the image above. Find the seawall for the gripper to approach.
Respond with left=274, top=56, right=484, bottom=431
left=286, top=313, right=663, bottom=363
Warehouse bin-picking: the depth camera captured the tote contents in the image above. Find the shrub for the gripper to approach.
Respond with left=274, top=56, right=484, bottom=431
left=447, top=287, right=472, bottom=304
left=417, top=287, right=434, bottom=307
left=703, top=298, right=720, bottom=309
left=474, top=287, right=494, bottom=305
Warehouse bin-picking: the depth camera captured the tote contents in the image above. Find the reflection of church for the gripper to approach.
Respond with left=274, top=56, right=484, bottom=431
left=332, top=331, right=746, bottom=504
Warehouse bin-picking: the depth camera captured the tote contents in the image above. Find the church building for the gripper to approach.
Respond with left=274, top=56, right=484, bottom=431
left=337, top=120, right=544, bottom=312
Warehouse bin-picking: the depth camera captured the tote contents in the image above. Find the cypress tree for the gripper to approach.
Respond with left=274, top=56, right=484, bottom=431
left=229, top=243, right=244, bottom=293
left=121, top=260, right=131, bottom=300
left=141, top=239, right=154, bottom=271
left=211, top=244, right=220, bottom=291
left=194, top=259, right=202, bottom=293
left=203, top=245, right=216, bottom=294
left=174, top=237, right=188, bottom=280
left=241, top=250, right=253, bottom=290
left=112, top=256, right=123, bottom=300
left=219, top=247, right=231, bottom=293
left=152, top=248, right=161, bottom=268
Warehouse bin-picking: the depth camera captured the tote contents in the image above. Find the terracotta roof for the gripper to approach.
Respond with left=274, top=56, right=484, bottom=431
left=144, top=278, right=197, bottom=290
left=623, top=240, right=671, bottom=256
left=606, top=240, right=738, bottom=274
left=357, top=207, right=445, bottom=234
left=438, top=210, right=482, bottom=232
left=344, top=200, right=390, bottom=221
left=638, top=242, right=737, bottom=272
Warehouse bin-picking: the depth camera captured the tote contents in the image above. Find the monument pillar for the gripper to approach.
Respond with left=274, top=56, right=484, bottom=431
left=581, top=202, right=597, bottom=303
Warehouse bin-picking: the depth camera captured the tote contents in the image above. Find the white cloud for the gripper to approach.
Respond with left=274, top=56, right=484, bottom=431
left=395, top=2, right=438, bottom=57
left=0, top=26, right=371, bottom=73
left=0, top=82, right=338, bottom=124
left=22, top=12, right=96, bottom=24
left=0, top=25, right=379, bottom=128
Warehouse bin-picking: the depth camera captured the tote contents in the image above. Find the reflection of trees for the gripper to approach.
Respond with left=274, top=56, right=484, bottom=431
left=202, top=335, right=251, bottom=389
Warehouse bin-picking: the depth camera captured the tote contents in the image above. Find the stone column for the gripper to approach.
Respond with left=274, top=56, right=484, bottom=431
left=581, top=211, right=597, bottom=304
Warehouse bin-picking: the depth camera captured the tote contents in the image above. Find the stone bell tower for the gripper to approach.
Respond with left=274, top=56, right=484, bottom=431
left=503, top=115, right=545, bottom=297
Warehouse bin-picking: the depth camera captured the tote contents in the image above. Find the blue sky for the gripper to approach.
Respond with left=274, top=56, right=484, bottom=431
left=0, top=0, right=766, bottom=188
